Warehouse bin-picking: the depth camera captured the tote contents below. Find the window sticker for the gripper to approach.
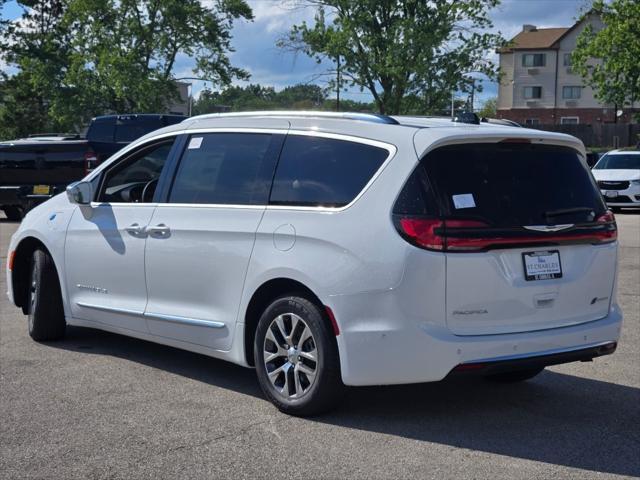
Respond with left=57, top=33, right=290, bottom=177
left=452, top=193, right=476, bottom=209
left=188, top=137, right=203, bottom=149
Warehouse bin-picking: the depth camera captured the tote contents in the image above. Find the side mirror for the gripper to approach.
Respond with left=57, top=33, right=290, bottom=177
left=66, top=181, right=93, bottom=205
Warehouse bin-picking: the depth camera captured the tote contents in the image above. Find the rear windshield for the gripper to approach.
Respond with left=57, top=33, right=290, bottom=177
left=593, top=154, right=640, bottom=170
left=115, top=117, right=163, bottom=143
left=398, top=143, right=606, bottom=226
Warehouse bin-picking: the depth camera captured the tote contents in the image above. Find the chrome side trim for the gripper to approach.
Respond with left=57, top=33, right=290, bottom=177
left=462, top=340, right=614, bottom=365
left=76, top=302, right=143, bottom=316
left=144, top=312, right=225, bottom=329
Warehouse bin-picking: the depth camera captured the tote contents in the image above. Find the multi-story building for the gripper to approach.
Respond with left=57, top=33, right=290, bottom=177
left=497, top=14, right=638, bottom=126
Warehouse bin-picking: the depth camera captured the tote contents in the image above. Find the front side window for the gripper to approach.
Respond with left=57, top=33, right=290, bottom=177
left=269, top=135, right=389, bottom=208
left=169, top=133, right=274, bottom=205
left=522, top=53, right=546, bottom=67
left=562, top=86, right=582, bottom=99
left=98, top=139, right=175, bottom=203
left=524, top=86, right=542, bottom=99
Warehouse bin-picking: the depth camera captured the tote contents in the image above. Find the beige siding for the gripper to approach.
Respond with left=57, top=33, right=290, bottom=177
left=498, top=53, right=514, bottom=109
left=512, top=50, right=557, bottom=109
left=557, top=14, right=605, bottom=109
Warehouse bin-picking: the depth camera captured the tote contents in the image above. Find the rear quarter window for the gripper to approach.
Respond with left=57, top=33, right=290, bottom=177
left=269, top=135, right=389, bottom=208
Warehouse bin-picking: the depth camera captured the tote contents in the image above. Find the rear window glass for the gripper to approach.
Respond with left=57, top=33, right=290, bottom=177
left=87, top=119, right=115, bottom=143
left=417, top=143, right=606, bottom=226
left=115, top=117, right=163, bottom=143
left=269, top=136, right=389, bottom=207
left=594, top=154, right=640, bottom=170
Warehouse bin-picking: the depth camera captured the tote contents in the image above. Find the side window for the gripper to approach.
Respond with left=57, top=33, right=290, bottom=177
left=393, top=164, right=439, bottom=216
left=169, top=133, right=274, bottom=205
left=269, top=136, right=389, bottom=207
left=98, top=139, right=175, bottom=203
left=87, top=119, right=115, bottom=143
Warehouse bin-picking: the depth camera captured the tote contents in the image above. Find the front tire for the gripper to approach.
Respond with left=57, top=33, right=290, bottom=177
left=484, top=366, right=544, bottom=383
left=27, top=249, right=66, bottom=341
left=254, top=295, right=343, bottom=416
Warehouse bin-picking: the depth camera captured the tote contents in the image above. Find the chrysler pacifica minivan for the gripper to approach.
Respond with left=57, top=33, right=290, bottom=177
left=6, top=112, right=622, bottom=415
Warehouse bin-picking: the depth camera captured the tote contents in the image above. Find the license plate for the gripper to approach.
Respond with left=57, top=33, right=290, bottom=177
left=32, top=185, right=50, bottom=195
left=604, top=190, right=618, bottom=198
left=523, top=250, right=562, bottom=281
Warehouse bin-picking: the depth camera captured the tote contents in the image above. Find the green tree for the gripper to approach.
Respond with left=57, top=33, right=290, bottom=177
left=572, top=1, right=640, bottom=118
left=0, top=0, right=253, bottom=138
left=0, top=1, right=73, bottom=138
left=281, top=0, right=503, bottom=115
left=477, top=97, right=497, bottom=118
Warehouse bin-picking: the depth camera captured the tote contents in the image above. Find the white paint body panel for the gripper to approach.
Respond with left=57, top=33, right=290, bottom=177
left=5, top=115, right=623, bottom=387
left=144, top=205, right=265, bottom=350
left=65, top=204, right=156, bottom=332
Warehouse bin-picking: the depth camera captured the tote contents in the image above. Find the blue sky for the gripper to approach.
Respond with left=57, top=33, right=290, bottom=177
left=1, top=0, right=592, bottom=108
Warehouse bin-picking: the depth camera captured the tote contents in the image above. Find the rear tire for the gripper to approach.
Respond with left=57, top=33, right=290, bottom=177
left=2, top=206, right=23, bottom=221
left=484, top=366, right=544, bottom=383
left=254, top=295, right=343, bottom=416
left=27, top=249, right=66, bottom=341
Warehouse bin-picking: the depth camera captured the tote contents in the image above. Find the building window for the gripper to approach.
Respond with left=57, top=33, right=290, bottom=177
left=560, top=117, right=579, bottom=125
left=523, top=86, right=542, bottom=99
left=522, top=53, right=546, bottom=67
left=563, top=53, right=572, bottom=66
left=562, top=86, right=582, bottom=99
left=525, top=118, right=540, bottom=126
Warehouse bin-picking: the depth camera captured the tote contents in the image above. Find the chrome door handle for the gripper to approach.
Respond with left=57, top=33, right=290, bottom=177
left=125, top=223, right=146, bottom=235
left=147, top=224, right=170, bottom=236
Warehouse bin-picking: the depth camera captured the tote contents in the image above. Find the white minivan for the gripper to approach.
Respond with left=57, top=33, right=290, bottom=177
left=6, top=112, right=622, bottom=415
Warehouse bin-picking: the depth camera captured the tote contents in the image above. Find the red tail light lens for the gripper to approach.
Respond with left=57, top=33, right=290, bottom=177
left=84, top=150, right=98, bottom=175
left=398, top=218, right=444, bottom=250
left=396, top=212, right=617, bottom=252
left=593, top=210, right=617, bottom=243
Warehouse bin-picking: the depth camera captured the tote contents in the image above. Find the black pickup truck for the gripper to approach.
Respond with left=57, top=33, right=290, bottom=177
left=0, top=113, right=186, bottom=220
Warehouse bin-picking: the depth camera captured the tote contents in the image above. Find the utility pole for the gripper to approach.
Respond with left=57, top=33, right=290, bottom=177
left=336, top=55, right=341, bottom=112
left=470, top=79, right=475, bottom=112
left=451, top=92, right=455, bottom=119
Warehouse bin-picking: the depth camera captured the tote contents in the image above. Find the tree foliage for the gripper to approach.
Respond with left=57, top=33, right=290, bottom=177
left=572, top=0, right=640, bottom=114
left=192, top=83, right=374, bottom=115
left=281, top=0, right=503, bottom=115
left=0, top=0, right=252, bottom=138
left=477, top=96, right=497, bottom=118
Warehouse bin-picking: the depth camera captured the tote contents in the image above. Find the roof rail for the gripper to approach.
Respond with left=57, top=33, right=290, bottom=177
left=186, top=110, right=400, bottom=125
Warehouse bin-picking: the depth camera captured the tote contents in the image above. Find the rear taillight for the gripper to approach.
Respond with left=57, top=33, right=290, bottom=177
left=593, top=210, right=617, bottom=243
left=398, top=218, right=445, bottom=250
left=395, top=212, right=617, bottom=252
left=84, top=150, right=98, bottom=175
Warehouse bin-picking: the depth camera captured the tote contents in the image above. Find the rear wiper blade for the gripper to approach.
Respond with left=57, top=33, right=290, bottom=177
left=544, top=207, right=595, bottom=219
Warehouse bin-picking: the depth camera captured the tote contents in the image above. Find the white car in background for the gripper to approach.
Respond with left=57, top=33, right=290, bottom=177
left=6, top=111, right=622, bottom=416
left=592, top=148, right=640, bottom=210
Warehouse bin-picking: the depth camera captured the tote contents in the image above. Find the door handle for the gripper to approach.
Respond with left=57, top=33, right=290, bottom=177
left=147, top=224, right=170, bottom=237
left=125, top=223, right=146, bottom=235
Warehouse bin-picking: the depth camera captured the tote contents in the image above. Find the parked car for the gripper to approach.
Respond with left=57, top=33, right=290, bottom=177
left=6, top=111, right=621, bottom=416
left=591, top=147, right=640, bottom=210
left=0, top=114, right=186, bottom=220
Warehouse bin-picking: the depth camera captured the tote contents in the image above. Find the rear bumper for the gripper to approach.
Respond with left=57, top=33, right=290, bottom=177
left=0, top=185, right=62, bottom=207
left=447, top=341, right=617, bottom=376
left=336, top=303, right=623, bottom=386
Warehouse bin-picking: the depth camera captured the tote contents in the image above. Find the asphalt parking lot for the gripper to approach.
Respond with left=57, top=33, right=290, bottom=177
left=1, top=211, right=638, bottom=480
